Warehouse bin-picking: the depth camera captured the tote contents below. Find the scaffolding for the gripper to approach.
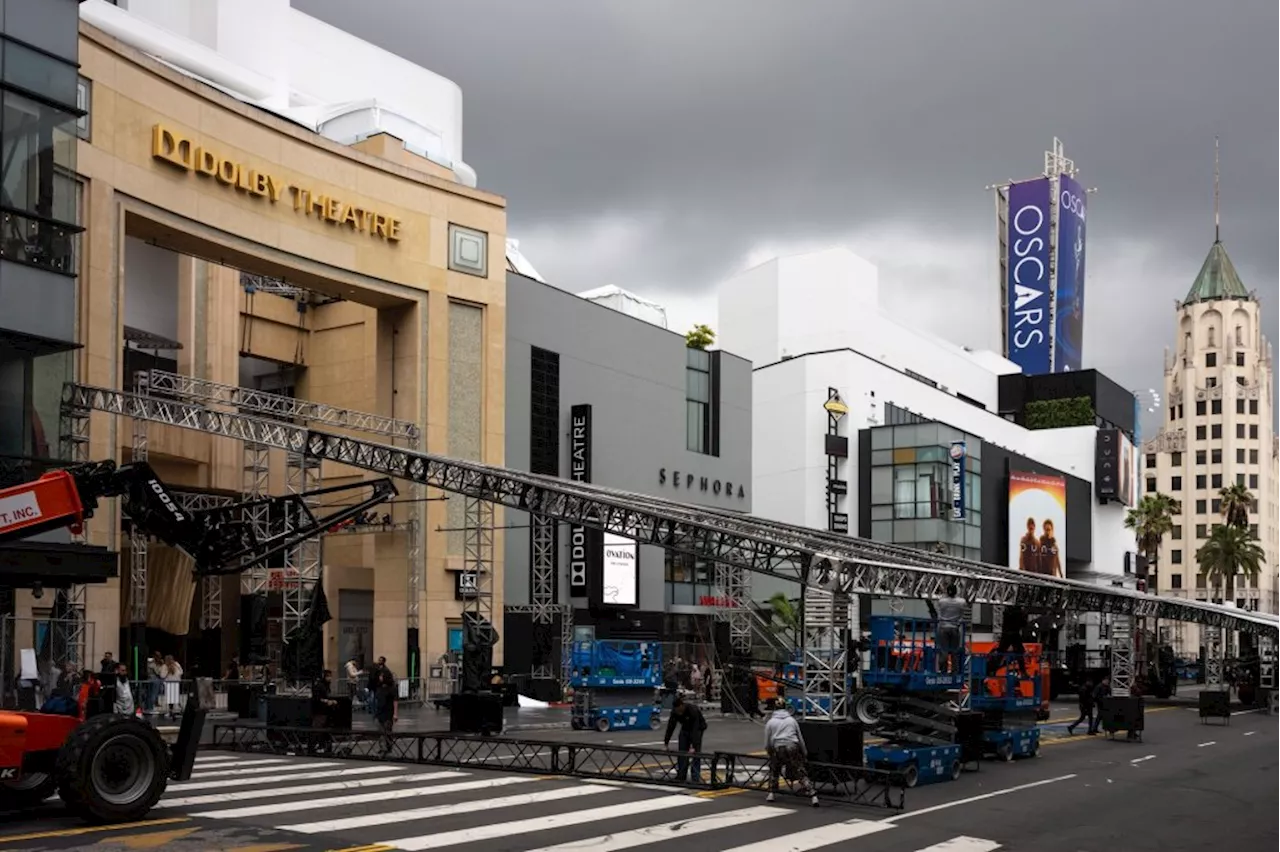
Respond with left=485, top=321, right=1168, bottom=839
left=56, top=381, right=1280, bottom=719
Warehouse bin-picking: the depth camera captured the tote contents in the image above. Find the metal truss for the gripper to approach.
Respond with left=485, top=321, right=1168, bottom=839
left=326, top=520, right=413, bottom=536
left=209, top=724, right=905, bottom=809
left=800, top=586, right=850, bottom=719
left=1110, top=615, right=1135, bottom=697
left=56, top=398, right=90, bottom=669
left=60, top=383, right=1280, bottom=640
left=240, top=441, right=271, bottom=597
left=1203, top=625, right=1223, bottom=688
left=281, top=452, right=323, bottom=668
left=170, top=492, right=237, bottom=630
left=714, top=561, right=753, bottom=658
left=462, top=496, right=495, bottom=635
left=129, top=372, right=149, bottom=625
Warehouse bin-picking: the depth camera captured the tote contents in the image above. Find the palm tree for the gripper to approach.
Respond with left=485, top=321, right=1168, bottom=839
left=1196, top=524, right=1264, bottom=603
left=1217, top=483, right=1253, bottom=529
left=1124, top=492, right=1181, bottom=584
left=768, top=592, right=799, bottom=646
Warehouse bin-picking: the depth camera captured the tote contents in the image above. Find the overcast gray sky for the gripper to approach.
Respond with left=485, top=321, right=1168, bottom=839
left=299, top=0, right=1277, bottom=430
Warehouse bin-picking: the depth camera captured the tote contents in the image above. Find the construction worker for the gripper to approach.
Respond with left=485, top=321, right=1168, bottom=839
left=763, top=699, right=818, bottom=807
left=931, top=584, right=970, bottom=675
left=663, top=696, right=707, bottom=783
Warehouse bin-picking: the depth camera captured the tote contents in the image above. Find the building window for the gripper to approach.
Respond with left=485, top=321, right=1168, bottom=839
left=75, top=77, right=91, bottom=140
left=1249, top=424, right=1258, bottom=439
left=1236, top=423, right=1245, bottom=439
left=1195, top=450, right=1206, bottom=465
left=1236, top=449, right=1245, bottom=463
left=1171, top=549, right=1182, bottom=564
left=1196, top=524, right=1207, bottom=539
left=1211, top=399, right=1222, bottom=415
left=1195, top=400, right=1206, bottom=417
left=1195, top=474, right=1206, bottom=489
left=1250, top=524, right=1259, bottom=540
left=1236, top=399, right=1245, bottom=414
left=1195, top=499, right=1206, bottom=514
left=1145, top=477, right=1157, bottom=493
left=685, top=348, right=717, bottom=455
left=1171, top=574, right=1183, bottom=589
left=1171, top=451, right=1182, bottom=466
left=1145, top=453, right=1157, bottom=469
left=1210, top=449, right=1221, bottom=464
left=1171, top=475, right=1182, bottom=490
left=1210, top=424, right=1221, bottom=439
left=1249, top=449, right=1259, bottom=464
left=1249, top=474, right=1258, bottom=489
left=447, top=224, right=488, bottom=277
left=1172, top=524, right=1182, bottom=540
left=1205, top=352, right=1216, bottom=367
left=1236, top=351, right=1245, bottom=366
left=1249, top=399, right=1258, bottom=415
left=1196, top=426, right=1207, bottom=441
left=1235, top=473, right=1244, bottom=486
left=1211, top=498, right=1221, bottom=514
left=904, top=368, right=938, bottom=388
left=1211, top=473, right=1222, bottom=489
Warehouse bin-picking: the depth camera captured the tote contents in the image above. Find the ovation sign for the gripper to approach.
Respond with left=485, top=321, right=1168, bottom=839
left=150, top=125, right=403, bottom=243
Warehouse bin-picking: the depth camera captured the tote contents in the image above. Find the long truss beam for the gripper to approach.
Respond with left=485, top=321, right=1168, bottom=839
left=61, top=383, right=1279, bottom=637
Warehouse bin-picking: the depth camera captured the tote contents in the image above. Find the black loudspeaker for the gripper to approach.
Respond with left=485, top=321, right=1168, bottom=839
left=238, top=594, right=269, bottom=663
left=449, top=691, right=504, bottom=735
left=1198, top=689, right=1231, bottom=720
left=1095, top=428, right=1118, bottom=500
left=800, top=719, right=863, bottom=769
left=1099, top=695, right=1145, bottom=734
left=531, top=623, right=555, bottom=670
left=953, top=710, right=987, bottom=762
left=264, top=696, right=313, bottom=727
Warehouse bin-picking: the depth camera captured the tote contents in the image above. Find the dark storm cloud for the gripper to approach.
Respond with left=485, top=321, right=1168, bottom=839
left=296, top=0, right=1277, bottom=397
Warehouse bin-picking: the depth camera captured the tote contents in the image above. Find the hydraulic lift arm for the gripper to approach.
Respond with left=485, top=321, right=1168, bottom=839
left=0, top=460, right=397, bottom=575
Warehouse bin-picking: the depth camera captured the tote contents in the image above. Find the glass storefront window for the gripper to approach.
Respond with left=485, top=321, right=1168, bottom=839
left=0, top=342, right=71, bottom=459
left=2, top=37, right=79, bottom=109
left=1, top=89, right=80, bottom=226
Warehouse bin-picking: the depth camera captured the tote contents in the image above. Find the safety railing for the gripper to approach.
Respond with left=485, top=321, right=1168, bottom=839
left=210, top=723, right=906, bottom=810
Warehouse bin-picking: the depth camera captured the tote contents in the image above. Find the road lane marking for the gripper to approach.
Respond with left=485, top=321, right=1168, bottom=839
left=0, top=819, right=190, bottom=844
left=197, top=775, right=537, bottom=819
left=188, top=761, right=342, bottom=779
left=1197, top=741, right=1217, bottom=747
left=1244, top=731, right=1257, bottom=736
left=159, top=771, right=463, bottom=808
left=524, top=805, right=788, bottom=851
left=167, top=764, right=403, bottom=793
left=720, top=819, right=895, bottom=851
left=1131, top=755, right=1156, bottom=764
left=913, top=839, right=1003, bottom=852
left=880, top=774, right=1077, bottom=823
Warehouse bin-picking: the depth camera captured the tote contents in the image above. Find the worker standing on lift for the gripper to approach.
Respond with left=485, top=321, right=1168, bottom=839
left=931, top=584, right=971, bottom=675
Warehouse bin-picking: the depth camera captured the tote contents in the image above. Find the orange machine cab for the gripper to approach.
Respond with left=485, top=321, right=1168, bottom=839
left=0, top=712, right=29, bottom=780
left=969, top=640, right=1050, bottom=713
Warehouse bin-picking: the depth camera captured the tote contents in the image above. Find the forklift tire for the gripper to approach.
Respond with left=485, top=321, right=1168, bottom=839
left=595, top=717, right=611, bottom=733
left=4, top=771, right=57, bottom=808
left=949, top=759, right=962, bottom=781
left=996, top=741, right=1014, bottom=762
left=901, top=763, right=919, bottom=788
left=55, top=714, right=169, bottom=824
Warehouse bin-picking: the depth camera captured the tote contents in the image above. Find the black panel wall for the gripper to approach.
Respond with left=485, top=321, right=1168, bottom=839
left=529, top=347, right=560, bottom=601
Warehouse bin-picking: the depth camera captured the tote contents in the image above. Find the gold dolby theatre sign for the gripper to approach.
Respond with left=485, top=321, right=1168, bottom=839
left=150, top=125, right=403, bottom=243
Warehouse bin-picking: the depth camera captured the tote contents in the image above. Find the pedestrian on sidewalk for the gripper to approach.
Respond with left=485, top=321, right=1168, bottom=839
left=1066, top=677, right=1094, bottom=735
left=764, top=700, right=818, bottom=807
left=112, top=663, right=135, bottom=717
left=374, top=668, right=398, bottom=757
left=663, top=696, right=706, bottom=783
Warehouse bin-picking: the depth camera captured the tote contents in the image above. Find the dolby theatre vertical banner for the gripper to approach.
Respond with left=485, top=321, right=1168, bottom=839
left=1054, top=173, right=1088, bottom=372
left=1005, top=177, right=1054, bottom=376
left=568, top=404, right=593, bottom=597
left=1008, top=471, right=1066, bottom=579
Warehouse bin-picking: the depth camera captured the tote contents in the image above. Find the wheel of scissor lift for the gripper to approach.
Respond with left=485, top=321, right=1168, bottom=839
left=1028, top=744, right=1039, bottom=758
left=4, top=771, right=58, bottom=808
left=571, top=719, right=584, bottom=731
left=55, top=714, right=169, bottom=824
left=901, top=763, right=919, bottom=788
left=996, top=741, right=1014, bottom=762
left=595, top=717, right=611, bottom=733
left=949, top=759, right=962, bottom=781
left=649, top=715, right=662, bottom=731
left=851, top=691, right=887, bottom=726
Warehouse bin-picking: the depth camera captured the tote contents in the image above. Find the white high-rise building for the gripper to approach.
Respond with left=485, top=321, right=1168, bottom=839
left=1143, top=235, right=1279, bottom=655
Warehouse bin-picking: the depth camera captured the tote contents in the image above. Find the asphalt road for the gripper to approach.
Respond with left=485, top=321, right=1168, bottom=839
left=2, top=704, right=1274, bottom=852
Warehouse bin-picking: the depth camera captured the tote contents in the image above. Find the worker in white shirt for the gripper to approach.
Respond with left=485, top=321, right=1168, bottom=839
left=763, top=699, right=818, bottom=807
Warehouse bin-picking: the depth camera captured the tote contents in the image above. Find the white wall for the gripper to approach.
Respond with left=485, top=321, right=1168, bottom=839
left=718, top=248, right=1021, bottom=411
left=123, top=237, right=179, bottom=342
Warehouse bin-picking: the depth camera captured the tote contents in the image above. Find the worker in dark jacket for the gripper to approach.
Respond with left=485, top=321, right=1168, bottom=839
left=1066, top=678, right=1094, bottom=736
left=663, top=696, right=707, bottom=783
left=1088, top=675, right=1110, bottom=735
left=987, top=605, right=1029, bottom=677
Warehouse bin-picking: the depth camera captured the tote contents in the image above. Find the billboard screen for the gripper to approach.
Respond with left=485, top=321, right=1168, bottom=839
left=599, top=532, right=638, bottom=607
left=1008, top=470, right=1066, bottom=578
left=1055, top=174, right=1088, bottom=372
left=1118, top=431, right=1137, bottom=508
left=1005, top=178, right=1054, bottom=376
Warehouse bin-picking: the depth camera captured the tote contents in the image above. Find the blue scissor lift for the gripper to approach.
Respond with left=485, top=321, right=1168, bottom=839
left=968, top=651, right=1042, bottom=761
left=568, top=641, right=664, bottom=733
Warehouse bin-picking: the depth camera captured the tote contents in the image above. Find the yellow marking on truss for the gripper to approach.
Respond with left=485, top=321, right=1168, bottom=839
left=0, top=818, right=189, bottom=844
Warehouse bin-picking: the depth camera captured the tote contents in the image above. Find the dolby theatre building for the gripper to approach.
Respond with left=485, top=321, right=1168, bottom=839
left=1, top=0, right=508, bottom=684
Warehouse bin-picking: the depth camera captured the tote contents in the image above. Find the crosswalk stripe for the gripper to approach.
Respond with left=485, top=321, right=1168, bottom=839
left=717, top=818, right=896, bottom=851
left=188, top=761, right=342, bottom=779
left=523, top=805, right=790, bottom=852
left=191, top=756, right=288, bottom=768
left=384, top=795, right=707, bottom=851
left=279, top=784, right=614, bottom=834
left=166, top=764, right=403, bottom=793
left=913, top=839, right=1002, bottom=852
left=158, top=770, right=465, bottom=809
left=197, top=775, right=539, bottom=819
